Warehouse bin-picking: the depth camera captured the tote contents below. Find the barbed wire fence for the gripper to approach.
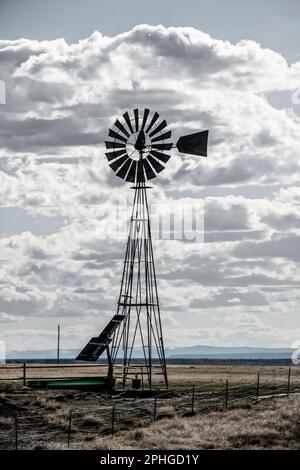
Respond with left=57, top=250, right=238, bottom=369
left=1, top=366, right=300, bottom=450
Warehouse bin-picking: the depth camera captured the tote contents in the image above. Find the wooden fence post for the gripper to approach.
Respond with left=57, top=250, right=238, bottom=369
left=225, top=380, right=229, bottom=409
left=153, top=396, right=157, bottom=422
left=67, top=410, right=72, bottom=447
left=256, top=372, right=260, bottom=400
left=15, top=415, right=18, bottom=451
left=191, top=385, right=195, bottom=413
left=287, top=367, right=291, bottom=395
left=111, top=405, right=115, bottom=435
left=23, top=362, right=26, bottom=387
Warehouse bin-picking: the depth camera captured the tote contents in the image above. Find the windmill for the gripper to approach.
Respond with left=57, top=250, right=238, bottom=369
left=76, top=108, right=208, bottom=390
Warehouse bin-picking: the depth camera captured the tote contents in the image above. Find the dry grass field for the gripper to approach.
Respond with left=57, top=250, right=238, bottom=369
left=160, top=364, right=299, bottom=387
left=1, top=363, right=299, bottom=388
left=1, top=363, right=300, bottom=450
left=85, top=394, right=300, bottom=450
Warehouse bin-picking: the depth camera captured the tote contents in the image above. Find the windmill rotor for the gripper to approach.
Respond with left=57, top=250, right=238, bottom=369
left=105, top=108, right=173, bottom=183
left=105, top=108, right=209, bottom=184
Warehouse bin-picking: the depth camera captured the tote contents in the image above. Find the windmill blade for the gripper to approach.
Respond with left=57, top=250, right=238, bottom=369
left=123, top=111, right=134, bottom=133
left=105, top=141, right=126, bottom=149
left=151, top=130, right=171, bottom=143
left=151, top=143, right=173, bottom=151
left=105, top=149, right=127, bottom=162
left=116, top=158, right=132, bottom=180
left=143, top=158, right=157, bottom=180
left=126, top=160, right=137, bottom=182
left=147, top=154, right=165, bottom=174
left=145, top=112, right=159, bottom=134
left=149, top=120, right=167, bottom=138
left=134, top=108, right=139, bottom=132
left=176, top=130, right=208, bottom=157
left=109, top=155, right=129, bottom=172
left=141, top=108, right=150, bottom=130
left=108, top=128, right=127, bottom=143
left=114, top=119, right=130, bottom=138
left=137, top=160, right=145, bottom=182
left=150, top=150, right=170, bottom=164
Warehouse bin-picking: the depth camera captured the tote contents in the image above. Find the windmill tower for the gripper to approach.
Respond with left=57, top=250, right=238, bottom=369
left=76, top=108, right=208, bottom=389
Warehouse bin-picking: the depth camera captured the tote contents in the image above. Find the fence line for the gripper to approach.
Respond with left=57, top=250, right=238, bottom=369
left=1, top=366, right=300, bottom=450
left=0, top=362, right=108, bottom=383
left=2, top=384, right=299, bottom=450
left=0, top=362, right=165, bottom=385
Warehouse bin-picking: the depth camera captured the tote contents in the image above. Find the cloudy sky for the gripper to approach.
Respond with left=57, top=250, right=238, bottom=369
left=0, top=0, right=300, bottom=355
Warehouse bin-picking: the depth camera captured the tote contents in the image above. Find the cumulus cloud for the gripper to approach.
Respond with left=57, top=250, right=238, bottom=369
left=0, top=25, right=300, bottom=352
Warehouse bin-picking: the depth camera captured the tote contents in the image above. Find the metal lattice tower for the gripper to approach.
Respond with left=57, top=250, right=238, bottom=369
left=110, top=180, right=168, bottom=388
left=76, top=108, right=208, bottom=390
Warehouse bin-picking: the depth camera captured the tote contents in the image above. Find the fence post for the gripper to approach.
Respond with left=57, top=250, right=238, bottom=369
left=225, top=380, right=229, bottom=409
left=67, top=410, right=72, bottom=447
left=111, top=405, right=115, bottom=435
left=191, top=385, right=195, bottom=413
left=256, top=372, right=260, bottom=400
left=14, top=415, right=18, bottom=451
left=287, top=367, right=291, bottom=395
left=23, top=363, right=26, bottom=387
left=153, top=396, right=157, bottom=422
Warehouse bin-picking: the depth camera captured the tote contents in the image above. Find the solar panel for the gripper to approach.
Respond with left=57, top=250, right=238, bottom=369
left=76, top=337, right=107, bottom=361
left=76, top=314, right=126, bottom=361
left=99, top=314, right=125, bottom=340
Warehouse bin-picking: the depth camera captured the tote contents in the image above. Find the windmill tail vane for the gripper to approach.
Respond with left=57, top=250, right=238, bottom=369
left=76, top=108, right=208, bottom=390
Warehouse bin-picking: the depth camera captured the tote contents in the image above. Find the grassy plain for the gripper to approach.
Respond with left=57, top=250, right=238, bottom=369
left=1, top=363, right=300, bottom=450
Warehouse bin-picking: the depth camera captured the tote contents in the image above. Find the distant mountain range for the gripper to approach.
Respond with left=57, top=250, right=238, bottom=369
left=6, top=345, right=294, bottom=360
left=166, top=345, right=293, bottom=359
